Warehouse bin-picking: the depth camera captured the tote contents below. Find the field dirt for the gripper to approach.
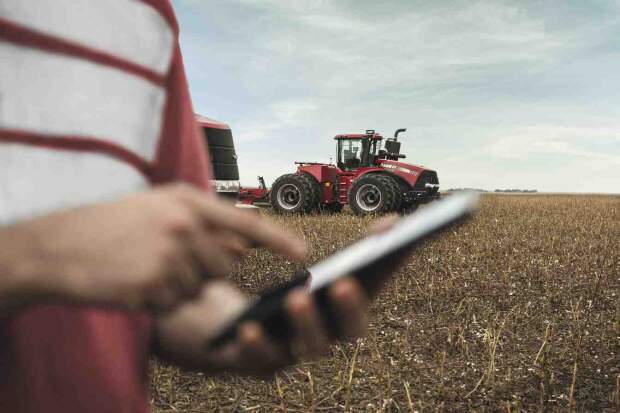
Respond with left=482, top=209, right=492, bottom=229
left=151, top=194, right=619, bottom=412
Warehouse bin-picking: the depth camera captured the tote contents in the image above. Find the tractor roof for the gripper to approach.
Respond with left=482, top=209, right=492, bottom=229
left=195, top=114, right=230, bottom=130
left=334, top=133, right=383, bottom=140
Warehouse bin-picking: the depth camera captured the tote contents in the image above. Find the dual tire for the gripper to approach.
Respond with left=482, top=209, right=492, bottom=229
left=348, top=174, right=402, bottom=215
left=271, top=173, right=405, bottom=216
left=270, top=174, right=322, bottom=214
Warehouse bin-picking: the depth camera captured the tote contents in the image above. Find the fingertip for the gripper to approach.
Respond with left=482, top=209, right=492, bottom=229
left=284, top=289, right=330, bottom=358
left=239, top=321, right=264, bottom=347
left=329, top=277, right=363, bottom=302
left=329, top=278, right=368, bottom=339
left=285, top=288, right=312, bottom=316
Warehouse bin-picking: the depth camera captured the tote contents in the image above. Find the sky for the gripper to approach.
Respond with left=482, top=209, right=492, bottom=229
left=172, top=0, right=620, bottom=193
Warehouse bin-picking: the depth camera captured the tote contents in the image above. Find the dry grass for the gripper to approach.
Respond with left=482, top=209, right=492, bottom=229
left=150, top=194, right=619, bottom=412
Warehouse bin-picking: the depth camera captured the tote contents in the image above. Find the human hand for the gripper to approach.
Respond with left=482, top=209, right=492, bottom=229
left=154, top=279, right=368, bottom=377
left=0, top=184, right=306, bottom=311
left=154, top=215, right=407, bottom=377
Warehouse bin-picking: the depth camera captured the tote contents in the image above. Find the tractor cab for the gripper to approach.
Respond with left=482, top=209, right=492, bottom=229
left=335, top=129, right=407, bottom=171
left=335, top=130, right=383, bottom=171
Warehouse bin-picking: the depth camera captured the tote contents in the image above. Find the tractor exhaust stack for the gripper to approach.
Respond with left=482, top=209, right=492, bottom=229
left=394, top=128, right=407, bottom=141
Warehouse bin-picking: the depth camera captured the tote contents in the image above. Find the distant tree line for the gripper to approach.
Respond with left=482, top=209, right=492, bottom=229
left=493, top=189, right=538, bottom=193
left=447, top=188, right=489, bottom=192
left=447, top=188, right=538, bottom=193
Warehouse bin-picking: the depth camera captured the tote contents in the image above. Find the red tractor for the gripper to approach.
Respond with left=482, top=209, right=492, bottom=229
left=263, top=129, right=440, bottom=215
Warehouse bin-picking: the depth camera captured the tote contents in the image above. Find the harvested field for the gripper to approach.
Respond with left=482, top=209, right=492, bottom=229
left=151, top=194, right=619, bottom=412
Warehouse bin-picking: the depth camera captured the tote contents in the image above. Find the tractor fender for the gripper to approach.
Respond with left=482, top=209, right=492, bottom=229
left=352, top=170, right=412, bottom=195
left=351, top=168, right=386, bottom=180
left=351, top=169, right=408, bottom=186
left=355, top=168, right=412, bottom=201
left=298, top=171, right=319, bottom=184
left=296, top=163, right=339, bottom=184
left=376, top=160, right=428, bottom=187
left=352, top=168, right=413, bottom=189
left=383, top=171, right=412, bottom=191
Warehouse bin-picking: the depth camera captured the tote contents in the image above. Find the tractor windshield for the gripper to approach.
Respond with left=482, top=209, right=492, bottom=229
left=338, top=139, right=362, bottom=170
left=337, top=139, right=379, bottom=170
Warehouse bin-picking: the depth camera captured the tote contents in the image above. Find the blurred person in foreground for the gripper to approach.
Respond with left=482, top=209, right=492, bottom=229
left=0, top=2, right=401, bottom=412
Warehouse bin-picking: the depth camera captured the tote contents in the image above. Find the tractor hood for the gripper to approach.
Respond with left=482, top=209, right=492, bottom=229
left=377, top=159, right=438, bottom=188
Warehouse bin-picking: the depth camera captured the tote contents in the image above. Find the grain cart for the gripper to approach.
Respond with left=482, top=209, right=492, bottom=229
left=269, top=129, right=440, bottom=215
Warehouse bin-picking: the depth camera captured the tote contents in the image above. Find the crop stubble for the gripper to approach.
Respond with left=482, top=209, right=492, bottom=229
left=151, top=194, right=619, bottom=412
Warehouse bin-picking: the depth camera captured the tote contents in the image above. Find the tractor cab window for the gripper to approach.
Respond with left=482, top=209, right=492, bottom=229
left=338, top=139, right=363, bottom=170
left=369, top=140, right=379, bottom=159
left=337, top=138, right=380, bottom=170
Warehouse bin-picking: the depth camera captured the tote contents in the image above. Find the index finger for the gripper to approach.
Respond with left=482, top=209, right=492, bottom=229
left=182, top=191, right=307, bottom=261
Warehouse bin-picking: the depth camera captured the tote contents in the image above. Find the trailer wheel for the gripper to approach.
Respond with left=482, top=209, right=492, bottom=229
left=270, top=174, right=318, bottom=214
left=348, top=174, right=400, bottom=215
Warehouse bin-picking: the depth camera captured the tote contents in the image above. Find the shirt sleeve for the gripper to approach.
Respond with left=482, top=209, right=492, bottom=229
left=151, top=44, right=213, bottom=192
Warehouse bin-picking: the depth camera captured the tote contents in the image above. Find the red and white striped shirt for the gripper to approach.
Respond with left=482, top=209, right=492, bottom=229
left=0, top=1, right=211, bottom=411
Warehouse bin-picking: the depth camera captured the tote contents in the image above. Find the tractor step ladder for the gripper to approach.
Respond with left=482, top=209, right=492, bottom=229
left=338, top=174, right=354, bottom=203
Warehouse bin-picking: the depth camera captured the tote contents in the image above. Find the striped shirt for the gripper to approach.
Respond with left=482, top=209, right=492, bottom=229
left=0, top=1, right=211, bottom=411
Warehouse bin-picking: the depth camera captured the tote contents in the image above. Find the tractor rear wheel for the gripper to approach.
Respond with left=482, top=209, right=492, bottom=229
left=270, top=174, right=319, bottom=214
left=348, top=174, right=401, bottom=215
left=298, top=174, right=323, bottom=212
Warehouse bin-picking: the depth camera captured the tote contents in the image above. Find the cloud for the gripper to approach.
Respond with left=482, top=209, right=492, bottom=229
left=235, top=1, right=569, bottom=91
left=174, top=0, right=620, bottom=193
left=487, top=126, right=620, bottom=163
left=232, top=99, right=319, bottom=142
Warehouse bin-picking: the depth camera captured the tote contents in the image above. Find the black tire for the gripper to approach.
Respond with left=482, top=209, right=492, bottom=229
left=348, top=174, right=401, bottom=215
left=270, top=174, right=319, bottom=214
left=209, top=146, right=238, bottom=163
left=203, top=127, right=240, bottom=180
left=384, top=174, right=403, bottom=211
left=203, top=127, right=235, bottom=147
left=212, top=162, right=239, bottom=180
left=298, top=173, right=322, bottom=212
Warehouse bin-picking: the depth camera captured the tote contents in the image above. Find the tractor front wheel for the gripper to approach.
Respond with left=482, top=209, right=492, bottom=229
left=270, top=174, right=319, bottom=214
left=348, top=174, right=400, bottom=215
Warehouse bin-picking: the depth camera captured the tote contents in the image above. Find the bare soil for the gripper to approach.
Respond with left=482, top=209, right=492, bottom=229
left=151, top=194, right=619, bottom=412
